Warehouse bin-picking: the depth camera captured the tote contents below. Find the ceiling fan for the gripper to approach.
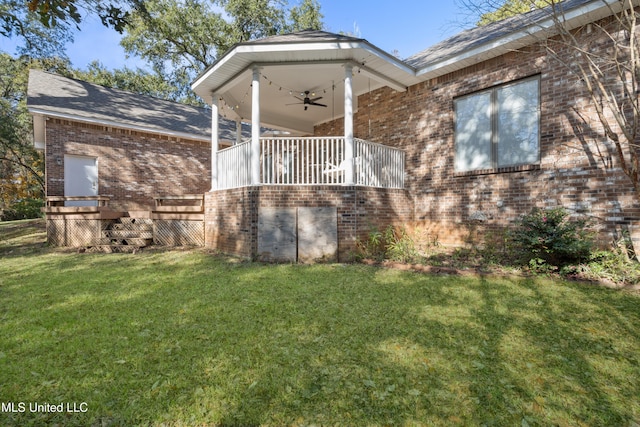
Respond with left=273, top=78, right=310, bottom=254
left=287, top=90, right=327, bottom=110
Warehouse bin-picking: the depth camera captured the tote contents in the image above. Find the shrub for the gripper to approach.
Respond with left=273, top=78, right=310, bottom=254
left=509, top=207, right=594, bottom=268
left=356, top=225, right=420, bottom=263
left=384, top=225, right=419, bottom=263
left=0, top=198, right=44, bottom=221
left=356, top=227, right=386, bottom=261
left=581, top=233, right=640, bottom=286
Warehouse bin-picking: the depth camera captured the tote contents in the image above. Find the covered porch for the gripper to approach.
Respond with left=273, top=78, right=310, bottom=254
left=191, top=30, right=418, bottom=261
left=191, top=30, right=419, bottom=192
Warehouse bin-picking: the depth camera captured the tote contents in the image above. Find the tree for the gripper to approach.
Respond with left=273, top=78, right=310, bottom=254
left=458, top=0, right=640, bottom=199
left=287, top=0, right=323, bottom=32
left=549, top=0, right=640, bottom=197
left=1, top=0, right=147, bottom=36
left=1, top=2, right=72, bottom=58
left=472, top=0, right=553, bottom=25
left=120, top=0, right=324, bottom=103
left=75, top=61, right=183, bottom=101
left=222, top=0, right=286, bottom=43
left=119, top=0, right=231, bottom=104
left=0, top=54, right=73, bottom=210
left=2, top=0, right=154, bottom=62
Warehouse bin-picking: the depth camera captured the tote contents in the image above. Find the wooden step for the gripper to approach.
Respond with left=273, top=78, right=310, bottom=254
left=109, top=223, right=153, bottom=232
left=102, top=230, right=154, bottom=239
left=87, top=245, right=144, bottom=253
left=120, top=217, right=153, bottom=224
left=98, top=237, right=153, bottom=245
left=123, top=238, right=153, bottom=246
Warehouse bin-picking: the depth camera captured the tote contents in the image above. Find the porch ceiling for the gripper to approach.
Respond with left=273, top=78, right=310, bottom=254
left=191, top=31, right=420, bottom=135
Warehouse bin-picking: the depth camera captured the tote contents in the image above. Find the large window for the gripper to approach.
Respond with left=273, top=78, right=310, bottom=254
left=455, top=76, right=540, bottom=172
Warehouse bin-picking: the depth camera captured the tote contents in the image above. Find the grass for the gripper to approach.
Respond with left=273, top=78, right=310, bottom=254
left=0, top=220, right=639, bottom=426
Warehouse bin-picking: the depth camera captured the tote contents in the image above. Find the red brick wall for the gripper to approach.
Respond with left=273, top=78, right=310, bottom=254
left=204, top=186, right=412, bottom=260
left=45, top=119, right=211, bottom=211
left=316, top=35, right=640, bottom=247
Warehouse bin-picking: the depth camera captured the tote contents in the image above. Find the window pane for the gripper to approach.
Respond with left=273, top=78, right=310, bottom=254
left=497, top=79, right=539, bottom=167
left=455, top=92, right=492, bottom=171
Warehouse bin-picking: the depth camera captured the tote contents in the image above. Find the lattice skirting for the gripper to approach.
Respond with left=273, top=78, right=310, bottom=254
left=154, top=220, right=204, bottom=246
left=47, top=219, right=101, bottom=247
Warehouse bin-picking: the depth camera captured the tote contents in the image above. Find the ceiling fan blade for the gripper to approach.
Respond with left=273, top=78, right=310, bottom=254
left=310, top=96, right=323, bottom=102
left=310, top=102, right=327, bottom=107
left=286, top=102, right=303, bottom=106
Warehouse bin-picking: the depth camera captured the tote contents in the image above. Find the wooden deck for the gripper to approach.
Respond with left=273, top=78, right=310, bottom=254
left=152, top=194, right=204, bottom=221
left=44, top=195, right=205, bottom=248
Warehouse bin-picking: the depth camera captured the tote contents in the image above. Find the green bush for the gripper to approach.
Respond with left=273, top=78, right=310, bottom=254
left=0, top=198, right=44, bottom=221
left=384, top=225, right=419, bottom=263
left=356, top=228, right=386, bottom=261
left=356, top=225, right=420, bottom=263
left=581, top=233, right=640, bottom=286
left=510, top=207, right=594, bottom=268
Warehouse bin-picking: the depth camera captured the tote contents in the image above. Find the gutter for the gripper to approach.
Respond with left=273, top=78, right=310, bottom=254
left=414, top=0, right=630, bottom=80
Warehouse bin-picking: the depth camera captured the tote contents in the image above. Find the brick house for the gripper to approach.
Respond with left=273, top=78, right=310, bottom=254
left=29, top=0, right=640, bottom=260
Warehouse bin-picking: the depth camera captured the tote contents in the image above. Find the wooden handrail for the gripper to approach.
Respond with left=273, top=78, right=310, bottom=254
left=153, top=194, right=203, bottom=201
left=46, top=196, right=110, bottom=207
left=153, top=194, right=204, bottom=212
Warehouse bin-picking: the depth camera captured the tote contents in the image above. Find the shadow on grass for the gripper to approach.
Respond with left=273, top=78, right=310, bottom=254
left=0, top=219, right=47, bottom=257
left=0, top=252, right=638, bottom=426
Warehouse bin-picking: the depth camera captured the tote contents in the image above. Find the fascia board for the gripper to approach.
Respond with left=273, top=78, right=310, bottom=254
left=416, top=0, right=626, bottom=80
left=29, top=107, right=211, bottom=143
left=191, top=46, right=241, bottom=93
left=193, top=40, right=418, bottom=98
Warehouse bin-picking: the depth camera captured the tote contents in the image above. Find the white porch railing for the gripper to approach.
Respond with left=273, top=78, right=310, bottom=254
left=217, top=140, right=252, bottom=189
left=354, top=138, right=405, bottom=189
left=215, top=137, right=404, bottom=189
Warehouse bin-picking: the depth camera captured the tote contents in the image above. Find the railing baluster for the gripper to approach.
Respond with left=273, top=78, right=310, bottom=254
left=215, top=137, right=403, bottom=189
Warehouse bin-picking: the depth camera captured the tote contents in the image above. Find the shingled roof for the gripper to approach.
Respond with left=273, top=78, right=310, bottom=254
left=405, top=0, right=607, bottom=78
left=240, top=29, right=366, bottom=45
left=27, top=69, right=247, bottom=142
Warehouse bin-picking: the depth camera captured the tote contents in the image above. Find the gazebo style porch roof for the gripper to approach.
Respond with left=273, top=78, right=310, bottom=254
left=191, top=30, right=420, bottom=135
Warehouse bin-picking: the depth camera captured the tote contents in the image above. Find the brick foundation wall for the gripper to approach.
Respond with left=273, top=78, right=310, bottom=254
left=45, top=119, right=211, bottom=211
left=316, top=33, right=640, bottom=247
left=204, top=185, right=412, bottom=260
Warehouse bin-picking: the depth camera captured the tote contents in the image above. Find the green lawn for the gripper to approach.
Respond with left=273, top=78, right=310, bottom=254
left=0, top=220, right=639, bottom=426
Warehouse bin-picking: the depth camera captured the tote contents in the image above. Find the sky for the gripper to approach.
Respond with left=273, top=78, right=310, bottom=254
left=2, top=1, right=475, bottom=71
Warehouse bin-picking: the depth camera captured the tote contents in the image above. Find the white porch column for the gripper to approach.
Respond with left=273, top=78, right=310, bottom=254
left=210, top=94, right=220, bottom=191
left=251, top=67, right=261, bottom=185
left=235, top=119, right=242, bottom=145
left=344, top=63, right=355, bottom=185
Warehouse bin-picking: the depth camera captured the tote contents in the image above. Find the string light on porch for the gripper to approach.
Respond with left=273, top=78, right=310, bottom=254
left=216, top=67, right=366, bottom=118
left=259, top=73, right=345, bottom=102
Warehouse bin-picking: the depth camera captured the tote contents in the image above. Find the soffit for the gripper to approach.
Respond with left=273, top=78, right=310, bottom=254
left=191, top=34, right=419, bottom=134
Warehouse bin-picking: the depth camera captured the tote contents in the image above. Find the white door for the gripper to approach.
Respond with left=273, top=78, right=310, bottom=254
left=64, top=155, right=98, bottom=207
